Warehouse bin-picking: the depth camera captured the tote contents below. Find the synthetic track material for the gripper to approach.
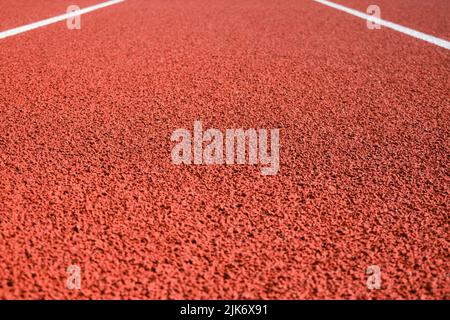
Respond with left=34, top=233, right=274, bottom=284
left=0, top=0, right=103, bottom=30
left=0, top=0, right=449, bottom=299
left=331, top=0, right=450, bottom=40
left=0, top=0, right=124, bottom=40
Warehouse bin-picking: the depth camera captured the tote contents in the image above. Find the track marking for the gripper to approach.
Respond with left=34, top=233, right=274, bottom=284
left=0, top=0, right=125, bottom=40
left=313, top=0, right=450, bottom=50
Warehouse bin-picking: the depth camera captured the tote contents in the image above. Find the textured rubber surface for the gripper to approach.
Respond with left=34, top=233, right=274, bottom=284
left=0, top=0, right=102, bottom=30
left=0, top=0, right=449, bottom=299
left=331, top=0, right=450, bottom=39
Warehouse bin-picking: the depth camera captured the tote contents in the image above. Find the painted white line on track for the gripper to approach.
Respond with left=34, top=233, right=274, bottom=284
left=313, top=0, right=450, bottom=50
left=0, top=0, right=125, bottom=40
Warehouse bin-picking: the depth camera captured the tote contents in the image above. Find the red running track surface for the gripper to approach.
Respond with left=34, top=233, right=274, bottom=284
left=0, top=0, right=104, bottom=30
left=0, top=0, right=449, bottom=299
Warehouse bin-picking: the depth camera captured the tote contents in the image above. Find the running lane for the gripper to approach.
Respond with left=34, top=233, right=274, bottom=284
left=0, top=0, right=109, bottom=30
left=329, top=0, right=450, bottom=40
left=0, top=0, right=449, bottom=299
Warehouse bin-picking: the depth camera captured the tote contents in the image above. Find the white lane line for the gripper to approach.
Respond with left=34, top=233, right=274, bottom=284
left=0, top=0, right=125, bottom=40
left=313, top=0, right=450, bottom=50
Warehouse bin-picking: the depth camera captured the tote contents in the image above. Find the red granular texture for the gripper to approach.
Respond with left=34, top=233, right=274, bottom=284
left=0, top=0, right=105, bottom=30
left=331, top=0, right=450, bottom=40
left=0, top=0, right=449, bottom=299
